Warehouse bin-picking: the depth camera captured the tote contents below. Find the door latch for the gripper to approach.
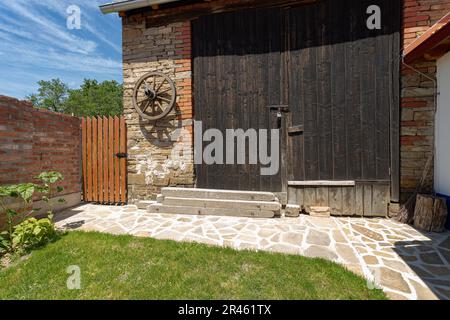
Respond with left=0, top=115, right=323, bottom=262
left=115, top=153, right=128, bottom=158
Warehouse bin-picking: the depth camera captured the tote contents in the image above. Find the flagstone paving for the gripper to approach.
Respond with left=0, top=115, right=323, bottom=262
left=55, top=204, right=450, bottom=300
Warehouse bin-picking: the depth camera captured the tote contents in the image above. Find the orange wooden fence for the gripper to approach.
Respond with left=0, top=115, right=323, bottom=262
left=82, top=116, right=127, bottom=204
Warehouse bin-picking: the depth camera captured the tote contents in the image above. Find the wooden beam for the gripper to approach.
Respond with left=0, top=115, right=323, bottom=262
left=140, top=0, right=318, bottom=28
left=288, top=180, right=356, bottom=186
left=404, top=12, right=450, bottom=63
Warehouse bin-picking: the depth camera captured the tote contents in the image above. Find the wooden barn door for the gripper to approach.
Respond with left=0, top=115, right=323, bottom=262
left=285, top=0, right=400, bottom=184
left=193, top=0, right=400, bottom=197
left=193, top=8, right=284, bottom=192
left=82, top=116, right=127, bottom=204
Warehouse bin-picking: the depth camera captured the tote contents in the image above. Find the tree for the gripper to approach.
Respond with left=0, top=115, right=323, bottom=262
left=26, top=79, right=69, bottom=113
left=27, top=79, right=123, bottom=116
left=65, top=79, right=123, bottom=116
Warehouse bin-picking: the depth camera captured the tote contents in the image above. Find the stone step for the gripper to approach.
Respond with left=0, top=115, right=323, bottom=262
left=309, top=206, right=331, bottom=218
left=148, top=203, right=276, bottom=218
left=161, top=187, right=277, bottom=202
left=162, top=197, right=281, bottom=211
left=285, top=204, right=300, bottom=217
left=137, top=200, right=157, bottom=209
left=156, top=194, right=164, bottom=203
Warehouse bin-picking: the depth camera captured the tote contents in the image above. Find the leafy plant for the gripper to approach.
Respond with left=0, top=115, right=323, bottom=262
left=0, top=171, right=64, bottom=258
left=11, top=217, right=56, bottom=252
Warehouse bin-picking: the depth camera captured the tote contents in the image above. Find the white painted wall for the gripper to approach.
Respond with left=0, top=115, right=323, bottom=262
left=435, top=51, right=450, bottom=196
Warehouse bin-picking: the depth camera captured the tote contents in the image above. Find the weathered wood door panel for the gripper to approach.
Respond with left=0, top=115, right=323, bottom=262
left=82, top=116, right=127, bottom=204
left=193, top=8, right=283, bottom=191
left=193, top=0, right=400, bottom=194
left=286, top=0, right=400, bottom=184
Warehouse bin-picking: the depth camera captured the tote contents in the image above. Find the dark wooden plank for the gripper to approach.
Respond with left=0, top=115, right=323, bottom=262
left=299, top=4, right=319, bottom=181
left=144, top=0, right=319, bottom=28
left=389, top=0, right=401, bottom=202
left=316, top=1, right=333, bottom=180
left=329, top=0, right=348, bottom=180
left=346, top=0, right=363, bottom=181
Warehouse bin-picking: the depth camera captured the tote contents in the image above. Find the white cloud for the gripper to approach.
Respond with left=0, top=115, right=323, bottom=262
left=0, top=0, right=122, bottom=98
left=0, top=0, right=98, bottom=54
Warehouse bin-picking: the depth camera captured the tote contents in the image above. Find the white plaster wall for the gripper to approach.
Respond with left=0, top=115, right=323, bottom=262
left=435, top=51, right=450, bottom=196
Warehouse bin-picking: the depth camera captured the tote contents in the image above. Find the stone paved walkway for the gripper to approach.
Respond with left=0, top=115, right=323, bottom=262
left=55, top=204, right=450, bottom=300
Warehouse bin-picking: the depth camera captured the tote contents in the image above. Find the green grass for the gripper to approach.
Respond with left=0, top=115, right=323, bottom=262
left=0, top=231, right=386, bottom=300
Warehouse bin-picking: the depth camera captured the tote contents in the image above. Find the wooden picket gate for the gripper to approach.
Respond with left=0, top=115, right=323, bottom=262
left=82, top=116, right=127, bottom=204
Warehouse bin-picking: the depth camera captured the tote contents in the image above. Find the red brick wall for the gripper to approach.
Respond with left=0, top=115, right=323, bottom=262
left=400, top=0, right=450, bottom=202
left=403, top=0, right=450, bottom=47
left=0, top=96, right=81, bottom=197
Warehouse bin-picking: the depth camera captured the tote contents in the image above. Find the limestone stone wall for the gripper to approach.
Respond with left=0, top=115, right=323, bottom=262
left=122, top=16, right=194, bottom=203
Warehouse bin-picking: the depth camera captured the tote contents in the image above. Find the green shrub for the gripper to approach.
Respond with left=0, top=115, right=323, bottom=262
left=11, top=217, right=57, bottom=252
left=0, top=171, right=64, bottom=259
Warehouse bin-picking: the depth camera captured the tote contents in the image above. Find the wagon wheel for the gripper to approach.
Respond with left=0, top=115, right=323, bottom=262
left=132, top=72, right=176, bottom=121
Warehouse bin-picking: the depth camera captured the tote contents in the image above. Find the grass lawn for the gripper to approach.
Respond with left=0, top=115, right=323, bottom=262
left=0, top=231, right=386, bottom=300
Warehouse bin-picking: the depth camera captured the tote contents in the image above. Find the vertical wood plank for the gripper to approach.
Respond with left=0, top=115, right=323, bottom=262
left=355, top=184, right=364, bottom=216
left=92, top=117, right=98, bottom=202
left=103, top=117, right=109, bottom=204
left=288, top=187, right=297, bottom=205
left=86, top=118, right=92, bottom=202
left=98, top=117, right=104, bottom=203
left=329, top=187, right=343, bottom=216
left=342, top=186, right=355, bottom=216
left=371, top=185, right=390, bottom=217
left=81, top=118, right=87, bottom=201
left=303, top=187, right=315, bottom=213
left=108, top=117, right=114, bottom=203
left=296, top=187, right=304, bottom=209
left=114, top=116, right=120, bottom=203
left=316, top=187, right=328, bottom=207
left=363, top=184, right=373, bottom=217
left=119, top=116, right=127, bottom=204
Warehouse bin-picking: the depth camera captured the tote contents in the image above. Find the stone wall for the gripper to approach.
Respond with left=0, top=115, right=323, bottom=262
left=400, top=0, right=450, bottom=202
left=122, top=15, right=194, bottom=203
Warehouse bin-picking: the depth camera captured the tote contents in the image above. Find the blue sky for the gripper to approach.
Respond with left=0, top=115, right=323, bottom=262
left=0, top=0, right=122, bottom=99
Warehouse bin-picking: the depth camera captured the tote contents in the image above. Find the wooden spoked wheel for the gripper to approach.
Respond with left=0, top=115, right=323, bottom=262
left=132, top=72, right=176, bottom=121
